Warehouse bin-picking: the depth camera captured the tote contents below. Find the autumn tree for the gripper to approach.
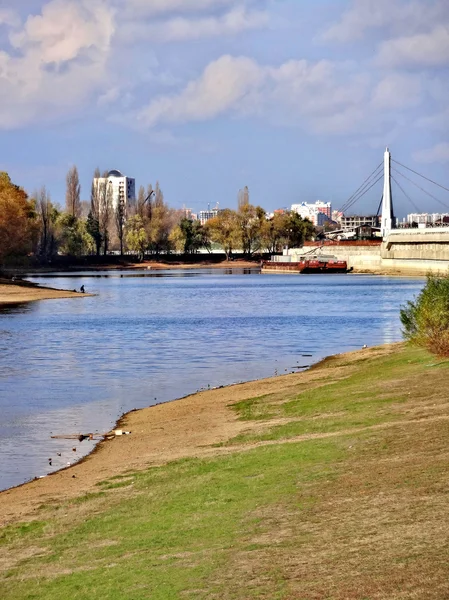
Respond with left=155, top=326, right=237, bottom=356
left=0, top=172, right=37, bottom=266
left=126, top=215, right=148, bottom=261
left=206, top=209, right=240, bottom=261
left=261, top=212, right=289, bottom=253
left=146, top=182, right=177, bottom=255
left=238, top=203, right=266, bottom=258
left=65, top=166, right=81, bottom=218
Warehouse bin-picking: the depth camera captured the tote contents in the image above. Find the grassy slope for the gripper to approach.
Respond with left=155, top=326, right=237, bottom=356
left=1, top=345, right=449, bottom=599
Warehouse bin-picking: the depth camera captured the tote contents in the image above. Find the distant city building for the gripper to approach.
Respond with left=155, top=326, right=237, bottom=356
left=199, top=205, right=221, bottom=225
left=291, top=201, right=332, bottom=226
left=332, top=210, right=343, bottom=223
left=340, top=215, right=380, bottom=231
left=180, top=207, right=196, bottom=220
left=406, top=213, right=449, bottom=225
left=238, top=186, right=250, bottom=210
left=93, top=169, right=135, bottom=211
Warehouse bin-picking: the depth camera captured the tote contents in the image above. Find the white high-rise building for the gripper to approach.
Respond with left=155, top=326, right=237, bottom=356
left=93, top=169, right=136, bottom=211
left=290, top=201, right=332, bottom=226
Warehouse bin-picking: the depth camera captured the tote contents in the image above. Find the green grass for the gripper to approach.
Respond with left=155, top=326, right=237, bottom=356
left=2, top=345, right=449, bottom=599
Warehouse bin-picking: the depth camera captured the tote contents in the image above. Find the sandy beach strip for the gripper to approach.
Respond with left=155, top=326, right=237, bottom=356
left=0, top=282, right=90, bottom=306
left=0, top=344, right=398, bottom=526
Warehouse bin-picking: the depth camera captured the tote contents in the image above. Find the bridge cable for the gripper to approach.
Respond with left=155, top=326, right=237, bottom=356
left=391, top=167, right=449, bottom=211
left=339, top=163, right=383, bottom=213
left=390, top=175, right=421, bottom=213
left=392, top=159, right=449, bottom=195
left=338, top=162, right=383, bottom=213
left=340, top=173, right=384, bottom=214
left=375, top=195, right=383, bottom=217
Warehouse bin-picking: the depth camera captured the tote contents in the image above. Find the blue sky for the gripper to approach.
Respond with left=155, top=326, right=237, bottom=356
left=0, top=0, right=448, bottom=217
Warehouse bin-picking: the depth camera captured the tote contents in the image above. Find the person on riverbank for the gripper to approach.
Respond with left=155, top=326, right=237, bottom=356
left=80, top=285, right=85, bottom=293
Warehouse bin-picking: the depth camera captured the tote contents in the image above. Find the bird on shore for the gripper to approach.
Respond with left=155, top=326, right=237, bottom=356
left=72, top=447, right=76, bottom=452
left=48, top=458, right=52, bottom=466
left=362, top=344, right=367, bottom=349
left=57, top=452, right=61, bottom=457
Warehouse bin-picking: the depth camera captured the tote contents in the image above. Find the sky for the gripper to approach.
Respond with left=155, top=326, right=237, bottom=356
left=0, top=0, right=448, bottom=217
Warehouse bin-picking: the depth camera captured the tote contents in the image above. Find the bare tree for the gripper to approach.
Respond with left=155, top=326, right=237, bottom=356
left=98, top=171, right=112, bottom=256
left=136, top=185, right=146, bottom=218
left=35, top=186, right=58, bottom=261
left=66, top=166, right=81, bottom=218
left=115, top=197, right=126, bottom=256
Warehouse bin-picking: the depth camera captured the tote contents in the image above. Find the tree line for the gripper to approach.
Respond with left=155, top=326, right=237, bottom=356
left=0, top=169, right=315, bottom=267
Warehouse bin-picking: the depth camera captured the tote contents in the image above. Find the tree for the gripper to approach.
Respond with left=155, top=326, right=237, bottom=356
left=238, top=203, right=265, bottom=258
left=58, top=214, right=92, bottom=257
left=206, top=209, right=240, bottom=261
left=261, top=212, right=289, bottom=253
left=115, top=198, right=126, bottom=256
left=98, top=171, right=113, bottom=256
left=34, top=186, right=59, bottom=261
left=126, top=215, right=148, bottom=261
left=170, top=218, right=211, bottom=254
left=284, top=213, right=315, bottom=248
left=66, top=166, right=81, bottom=218
left=86, top=210, right=102, bottom=256
left=400, top=273, right=449, bottom=357
left=0, top=172, right=37, bottom=266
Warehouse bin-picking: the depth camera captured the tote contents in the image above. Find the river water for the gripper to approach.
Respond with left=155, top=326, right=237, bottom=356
left=0, top=269, right=423, bottom=491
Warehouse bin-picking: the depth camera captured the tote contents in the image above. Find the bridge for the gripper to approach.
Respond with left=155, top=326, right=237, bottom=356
left=290, top=148, right=449, bottom=274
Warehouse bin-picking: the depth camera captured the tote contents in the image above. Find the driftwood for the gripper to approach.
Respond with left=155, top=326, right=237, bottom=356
left=51, top=430, right=131, bottom=442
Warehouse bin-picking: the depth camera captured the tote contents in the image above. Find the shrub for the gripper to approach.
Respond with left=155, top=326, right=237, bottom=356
left=400, top=272, right=449, bottom=356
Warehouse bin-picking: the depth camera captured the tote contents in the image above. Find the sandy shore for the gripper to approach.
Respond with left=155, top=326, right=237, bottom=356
left=0, top=282, right=91, bottom=306
left=0, top=344, right=396, bottom=525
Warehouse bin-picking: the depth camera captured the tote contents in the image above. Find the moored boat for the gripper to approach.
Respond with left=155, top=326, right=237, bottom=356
left=262, top=254, right=350, bottom=274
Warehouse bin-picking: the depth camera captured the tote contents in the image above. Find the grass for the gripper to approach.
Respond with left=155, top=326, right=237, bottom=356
left=1, top=345, right=449, bottom=599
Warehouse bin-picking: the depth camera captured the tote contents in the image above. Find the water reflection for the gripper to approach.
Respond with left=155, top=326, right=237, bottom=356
left=0, top=271, right=423, bottom=491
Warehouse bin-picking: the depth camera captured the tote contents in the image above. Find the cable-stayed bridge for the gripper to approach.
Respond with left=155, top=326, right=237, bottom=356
left=333, top=148, right=449, bottom=241
left=284, top=149, right=449, bottom=274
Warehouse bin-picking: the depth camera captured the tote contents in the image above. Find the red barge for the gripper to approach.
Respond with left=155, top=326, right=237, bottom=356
left=262, top=255, right=350, bottom=274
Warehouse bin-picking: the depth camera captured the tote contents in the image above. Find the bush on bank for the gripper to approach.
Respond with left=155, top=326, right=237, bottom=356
left=401, top=272, right=449, bottom=356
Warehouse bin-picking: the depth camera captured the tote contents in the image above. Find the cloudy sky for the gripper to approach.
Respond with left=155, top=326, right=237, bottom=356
left=0, top=0, right=448, bottom=216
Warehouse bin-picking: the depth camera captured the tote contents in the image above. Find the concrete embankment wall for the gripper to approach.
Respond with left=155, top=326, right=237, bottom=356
left=284, top=237, right=449, bottom=274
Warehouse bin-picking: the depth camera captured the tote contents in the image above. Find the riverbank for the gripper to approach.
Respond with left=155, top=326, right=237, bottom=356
left=1, top=342, right=449, bottom=598
left=5, top=258, right=261, bottom=275
left=0, top=280, right=90, bottom=306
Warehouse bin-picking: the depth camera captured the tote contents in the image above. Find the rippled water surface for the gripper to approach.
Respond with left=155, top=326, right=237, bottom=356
left=0, top=269, right=423, bottom=490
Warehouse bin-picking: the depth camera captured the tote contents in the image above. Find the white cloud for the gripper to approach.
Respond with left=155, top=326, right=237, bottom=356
left=413, top=142, right=449, bottom=164
left=141, top=6, right=268, bottom=42
left=137, top=54, right=376, bottom=135
left=138, top=55, right=264, bottom=126
left=116, top=0, right=240, bottom=18
left=10, top=0, right=114, bottom=64
left=376, top=25, right=449, bottom=68
left=321, top=0, right=448, bottom=44
left=0, top=0, right=115, bottom=129
left=0, top=8, right=20, bottom=28
left=371, top=74, right=423, bottom=110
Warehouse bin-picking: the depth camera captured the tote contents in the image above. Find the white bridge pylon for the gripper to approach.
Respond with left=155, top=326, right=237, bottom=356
left=381, top=147, right=394, bottom=239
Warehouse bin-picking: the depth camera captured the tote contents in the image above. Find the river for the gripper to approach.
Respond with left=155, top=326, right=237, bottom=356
left=0, top=269, right=423, bottom=491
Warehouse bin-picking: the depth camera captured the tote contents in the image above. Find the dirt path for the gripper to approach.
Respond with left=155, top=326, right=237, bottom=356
left=0, top=345, right=399, bottom=525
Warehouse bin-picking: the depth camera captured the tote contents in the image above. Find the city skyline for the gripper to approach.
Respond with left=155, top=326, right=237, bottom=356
left=1, top=0, right=448, bottom=218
